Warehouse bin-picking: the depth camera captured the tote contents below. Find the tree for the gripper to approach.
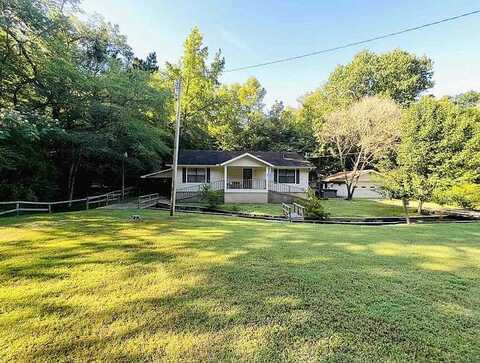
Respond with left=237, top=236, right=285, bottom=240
left=209, top=77, right=266, bottom=150
left=0, top=0, right=171, bottom=201
left=453, top=91, right=480, bottom=109
left=299, top=49, right=433, bottom=139
left=133, top=52, right=159, bottom=73
left=318, top=96, right=402, bottom=199
left=164, top=27, right=225, bottom=148
left=382, top=168, right=415, bottom=224
left=386, top=96, right=480, bottom=211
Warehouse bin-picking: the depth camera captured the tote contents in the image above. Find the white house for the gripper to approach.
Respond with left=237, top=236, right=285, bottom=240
left=142, top=150, right=314, bottom=203
left=323, top=170, right=384, bottom=199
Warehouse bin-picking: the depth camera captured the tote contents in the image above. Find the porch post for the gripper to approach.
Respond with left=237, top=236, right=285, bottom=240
left=265, top=166, right=268, bottom=190
left=224, top=165, right=227, bottom=191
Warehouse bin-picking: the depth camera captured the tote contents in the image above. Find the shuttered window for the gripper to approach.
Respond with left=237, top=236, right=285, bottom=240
left=186, top=168, right=206, bottom=183
left=278, top=169, right=296, bottom=184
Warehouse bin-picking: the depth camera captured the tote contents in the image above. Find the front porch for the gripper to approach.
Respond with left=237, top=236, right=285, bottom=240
left=223, top=165, right=269, bottom=203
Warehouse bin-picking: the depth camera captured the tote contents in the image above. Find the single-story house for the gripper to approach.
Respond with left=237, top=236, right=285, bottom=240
left=142, top=150, right=315, bottom=203
left=323, top=169, right=384, bottom=199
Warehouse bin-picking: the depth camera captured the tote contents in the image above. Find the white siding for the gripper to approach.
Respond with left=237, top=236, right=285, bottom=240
left=176, top=166, right=223, bottom=190
left=225, top=155, right=266, bottom=167
left=269, top=168, right=309, bottom=191
left=174, top=163, right=310, bottom=196
left=327, top=180, right=384, bottom=199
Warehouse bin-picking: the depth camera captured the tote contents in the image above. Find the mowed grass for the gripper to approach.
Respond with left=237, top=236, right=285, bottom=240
left=0, top=210, right=479, bottom=362
left=321, top=199, right=419, bottom=218
left=213, top=199, right=419, bottom=218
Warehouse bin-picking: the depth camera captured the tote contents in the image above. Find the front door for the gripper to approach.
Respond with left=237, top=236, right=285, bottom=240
left=243, top=168, right=253, bottom=189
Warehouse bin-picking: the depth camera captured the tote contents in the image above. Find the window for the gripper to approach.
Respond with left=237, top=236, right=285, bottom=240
left=186, top=168, right=206, bottom=183
left=278, top=169, right=296, bottom=184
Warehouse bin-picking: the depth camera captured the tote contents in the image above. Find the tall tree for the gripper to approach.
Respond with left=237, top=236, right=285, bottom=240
left=164, top=27, right=225, bottom=148
left=394, top=96, right=480, bottom=210
left=0, top=0, right=171, bottom=200
left=209, top=77, right=265, bottom=150
left=318, top=96, right=402, bottom=199
left=453, top=91, right=480, bottom=109
left=299, top=49, right=433, bottom=134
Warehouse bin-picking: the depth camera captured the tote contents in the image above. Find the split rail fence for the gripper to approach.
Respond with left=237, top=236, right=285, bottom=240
left=0, top=187, right=135, bottom=217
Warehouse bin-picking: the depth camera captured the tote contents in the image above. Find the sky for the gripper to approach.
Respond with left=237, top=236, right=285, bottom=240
left=80, top=0, right=480, bottom=107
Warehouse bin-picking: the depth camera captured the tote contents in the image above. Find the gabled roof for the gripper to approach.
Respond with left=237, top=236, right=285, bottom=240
left=219, top=152, right=274, bottom=167
left=323, top=169, right=382, bottom=182
left=176, top=150, right=314, bottom=168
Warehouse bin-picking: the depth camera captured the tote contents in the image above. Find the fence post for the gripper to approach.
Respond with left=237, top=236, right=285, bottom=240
left=86, top=197, right=89, bottom=210
left=48, top=203, right=52, bottom=213
left=16, top=202, right=19, bottom=216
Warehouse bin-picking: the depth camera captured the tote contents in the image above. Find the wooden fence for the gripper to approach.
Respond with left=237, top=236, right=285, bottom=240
left=0, top=187, right=135, bottom=217
left=137, top=193, right=161, bottom=209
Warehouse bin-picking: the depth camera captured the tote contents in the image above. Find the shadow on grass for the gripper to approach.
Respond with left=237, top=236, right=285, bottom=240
left=0, top=210, right=479, bottom=361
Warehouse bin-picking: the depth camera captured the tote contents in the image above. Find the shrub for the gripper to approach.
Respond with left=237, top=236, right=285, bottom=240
left=302, top=189, right=329, bottom=220
left=200, top=184, right=223, bottom=209
left=446, top=183, right=480, bottom=209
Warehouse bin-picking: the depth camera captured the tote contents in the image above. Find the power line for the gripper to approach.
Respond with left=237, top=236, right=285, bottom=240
left=225, top=10, right=480, bottom=73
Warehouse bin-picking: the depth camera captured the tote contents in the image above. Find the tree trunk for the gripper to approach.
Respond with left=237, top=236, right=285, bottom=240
left=67, top=154, right=80, bottom=207
left=417, top=200, right=424, bottom=215
left=402, top=197, right=411, bottom=225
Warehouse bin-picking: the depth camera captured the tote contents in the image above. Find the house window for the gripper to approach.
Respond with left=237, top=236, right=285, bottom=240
left=278, top=169, right=296, bottom=184
left=186, top=168, right=206, bottom=183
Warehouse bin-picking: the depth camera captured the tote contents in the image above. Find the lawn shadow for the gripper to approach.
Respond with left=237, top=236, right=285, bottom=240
left=1, top=210, right=479, bottom=361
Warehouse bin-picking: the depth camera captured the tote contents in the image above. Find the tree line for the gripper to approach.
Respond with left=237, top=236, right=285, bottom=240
left=1, top=0, right=479, bottom=209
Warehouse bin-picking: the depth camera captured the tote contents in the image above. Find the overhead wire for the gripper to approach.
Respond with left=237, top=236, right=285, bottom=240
left=225, top=10, right=480, bottom=72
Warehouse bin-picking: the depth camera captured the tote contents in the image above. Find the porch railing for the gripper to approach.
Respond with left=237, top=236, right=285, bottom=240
left=268, top=182, right=307, bottom=194
left=227, top=179, right=266, bottom=190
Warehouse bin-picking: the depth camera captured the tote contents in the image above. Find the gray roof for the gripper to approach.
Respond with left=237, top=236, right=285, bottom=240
left=177, top=150, right=313, bottom=168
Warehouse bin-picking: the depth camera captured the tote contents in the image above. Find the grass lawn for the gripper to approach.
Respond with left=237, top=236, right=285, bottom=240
left=1, top=210, right=479, bottom=361
left=321, top=199, right=419, bottom=218
left=217, top=203, right=284, bottom=216
left=189, top=199, right=421, bottom=218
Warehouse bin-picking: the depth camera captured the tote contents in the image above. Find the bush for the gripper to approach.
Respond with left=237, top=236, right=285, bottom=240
left=446, top=183, right=480, bottom=209
left=200, top=184, right=223, bottom=209
left=302, top=189, right=329, bottom=220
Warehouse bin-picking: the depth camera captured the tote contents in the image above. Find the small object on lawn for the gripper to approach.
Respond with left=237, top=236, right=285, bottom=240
left=129, top=214, right=142, bottom=222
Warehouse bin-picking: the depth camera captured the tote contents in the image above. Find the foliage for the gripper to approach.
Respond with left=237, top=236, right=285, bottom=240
left=164, top=27, right=225, bottom=149
left=319, top=96, right=402, bottom=199
left=200, top=184, right=223, bottom=208
left=0, top=0, right=171, bottom=200
left=386, top=97, right=480, bottom=211
left=443, top=183, right=480, bottom=210
left=299, top=50, right=433, bottom=136
left=453, top=91, right=480, bottom=108
left=0, top=110, right=63, bottom=200
left=302, top=189, right=329, bottom=219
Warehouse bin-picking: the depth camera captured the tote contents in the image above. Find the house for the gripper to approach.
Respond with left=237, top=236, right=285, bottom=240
left=142, top=150, right=314, bottom=203
left=323, top=169, right=384, bottom=199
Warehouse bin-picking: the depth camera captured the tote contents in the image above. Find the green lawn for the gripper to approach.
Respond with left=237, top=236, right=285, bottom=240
left=218, top=203, right=284, bottom=215
left=321, top=199, right=419, bottom=218
left=1, top=210, right=479, bottom=361
left=189, top=199, right=421, bottom=218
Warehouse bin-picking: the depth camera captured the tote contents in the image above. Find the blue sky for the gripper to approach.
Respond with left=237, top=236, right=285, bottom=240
left=81, top=0, right=480, bottom=107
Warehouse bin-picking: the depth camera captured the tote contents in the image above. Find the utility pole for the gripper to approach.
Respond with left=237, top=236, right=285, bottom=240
left=170, top=78, right=182, bottom=216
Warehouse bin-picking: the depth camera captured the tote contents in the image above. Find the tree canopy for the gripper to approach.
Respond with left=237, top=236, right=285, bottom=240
left=1, top=0, right=479, bottom=209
